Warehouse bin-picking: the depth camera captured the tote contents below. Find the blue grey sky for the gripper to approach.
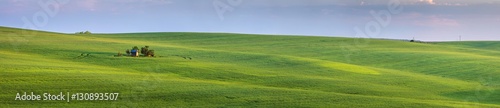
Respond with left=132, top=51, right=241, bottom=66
left=1, top=0, right=499, bottom=41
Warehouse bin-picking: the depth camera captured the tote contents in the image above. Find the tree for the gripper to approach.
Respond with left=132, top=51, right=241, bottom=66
left=141, top=47, right=146, bottom=55
left=146, top=50, right=155, bottom=57
left=84, top=31, right=91, bottom=34
left=125, top=46, right=156, bottom=57
left=141, top=46, right=149, bottom=55
left=75, top=31, right=91, bottom=34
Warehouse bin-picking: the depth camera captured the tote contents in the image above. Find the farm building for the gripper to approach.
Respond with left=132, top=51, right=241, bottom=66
left=131, top=49, right=139, bottom=57
left=123, top=46, right=155, bottom=57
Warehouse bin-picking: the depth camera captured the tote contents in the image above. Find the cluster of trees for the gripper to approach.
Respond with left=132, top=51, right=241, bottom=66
left=124, top=46, right=155, bottom=57
left=141, top=46, right=155, bottom=57
left=409, top=39, right=426, bottom=43
left=75, top=31, right=91, bottom=34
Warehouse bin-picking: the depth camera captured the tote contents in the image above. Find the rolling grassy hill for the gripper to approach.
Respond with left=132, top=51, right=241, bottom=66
left=1, top=26, right=499, bottom=107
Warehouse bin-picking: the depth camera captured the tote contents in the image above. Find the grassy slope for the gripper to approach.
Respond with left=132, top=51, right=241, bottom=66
left=1, top=27, right=499, bottom=107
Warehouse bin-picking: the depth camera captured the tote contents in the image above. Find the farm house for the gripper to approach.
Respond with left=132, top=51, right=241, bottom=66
left=131, top=49, right=139, bottom=57
left=123, top=46, right=155, bottom=57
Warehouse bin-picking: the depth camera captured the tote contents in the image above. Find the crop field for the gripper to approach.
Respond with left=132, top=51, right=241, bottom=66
left=1, top=26, right=499, bottom=107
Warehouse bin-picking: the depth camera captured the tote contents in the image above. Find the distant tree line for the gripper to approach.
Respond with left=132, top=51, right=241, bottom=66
left=75, top=31, right=91, bottom=34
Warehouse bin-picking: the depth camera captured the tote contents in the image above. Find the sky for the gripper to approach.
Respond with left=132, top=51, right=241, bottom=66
left=1, top=0, right=499, bottom=41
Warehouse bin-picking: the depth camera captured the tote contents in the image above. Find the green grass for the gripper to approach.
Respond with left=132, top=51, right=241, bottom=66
left=1, top=26, right=499, bottom=107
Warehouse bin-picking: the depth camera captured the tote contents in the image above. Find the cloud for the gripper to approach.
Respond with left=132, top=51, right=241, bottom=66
left=398, top=13, right=460, bottom=27
left=413, top=0, right=469, bottom=6
left=245, top=0, right=357, bottom=7
left=244, top=0, right=478, bottom=7
left=423, top=15, right=460, bottom=26
left=420, top=0, right=436, bottom=5
left=80, top=0, right=98, bottom=11
left=141, top=0, right=173, bottom=5
left=0, top=0, right=39, bottom=14
left=71, top=0, right=173, bottom=12
left=113, top=0, right=173, bottom=5
left=360, top=1, right=365, bottom=5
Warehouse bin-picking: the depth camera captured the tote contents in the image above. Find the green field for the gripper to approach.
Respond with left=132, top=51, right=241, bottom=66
left=1, top=26, right=499, bottom=107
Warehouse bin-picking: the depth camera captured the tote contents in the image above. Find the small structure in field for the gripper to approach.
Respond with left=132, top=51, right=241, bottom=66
left=123, top=45, right=155, bottom=57
left=130, top=49, right=139, bottom=57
